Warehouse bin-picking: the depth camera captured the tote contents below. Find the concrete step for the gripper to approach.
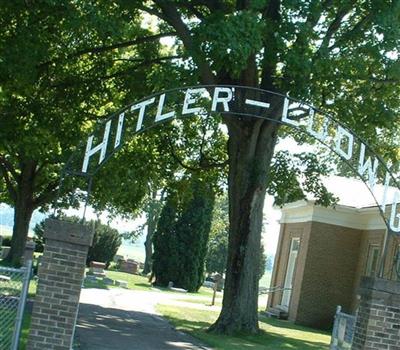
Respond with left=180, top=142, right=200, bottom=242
left=264, top=306, right=289, bottom=320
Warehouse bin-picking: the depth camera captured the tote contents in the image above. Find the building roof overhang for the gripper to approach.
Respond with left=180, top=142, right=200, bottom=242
left=278, top=200, right=386, bottom=231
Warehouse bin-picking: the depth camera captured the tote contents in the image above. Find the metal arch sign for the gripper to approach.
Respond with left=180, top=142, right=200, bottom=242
left=64, top=85, right=400, bottom=233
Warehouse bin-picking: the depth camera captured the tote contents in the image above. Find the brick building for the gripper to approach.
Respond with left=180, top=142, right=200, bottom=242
left=267, top=200, right=400, bottom=329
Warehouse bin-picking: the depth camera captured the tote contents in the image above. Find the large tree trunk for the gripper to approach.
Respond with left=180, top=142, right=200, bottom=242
left=142, top=211, right=157, bottom=275
left=5, top=161, right=36, bottom=266
left=149, top=0, right=282, bottom=335
left=143, top=189, right=161, bottom=275
left=209, top=117, right=279, bottom=334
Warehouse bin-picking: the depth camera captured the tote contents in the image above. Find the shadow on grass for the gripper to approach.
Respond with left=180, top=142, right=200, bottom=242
left=150, top=285, right=212, bottom=296
left=162, top=314, right=330, bottom=350
left=259, top=315, right=331, bottom=335
left=0, top=259, right=19, bottom=268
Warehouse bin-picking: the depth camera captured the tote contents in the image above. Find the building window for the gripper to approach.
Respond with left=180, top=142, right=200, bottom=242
left=281, top=237, right=300, bottom=310
left=365, top=244, right=380, bottom=277
left=291, top=238, right=300, bottom=252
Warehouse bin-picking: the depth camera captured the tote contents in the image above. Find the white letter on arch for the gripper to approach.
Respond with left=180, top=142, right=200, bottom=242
left=390, top=191, right=400, bottom=233
left=182, top=88, right=205, bottom=115
left=381, top=169, right=392, bottom=212
left=281, top=97, right=300, bottom=127
left=114, top=112, right=125, bottom=148
left=82, top=120, right=111, bottom=173
left=131, top=97, right=155, bottom=132
left=155, top=93, right=175, bottom=122
left=334, top=125, right=354, bottom=160
left=211, top=87, right=232, bottom=112
left=358, top=143, right=379, bottom=189
left=307, top=109, right=329, bottom=141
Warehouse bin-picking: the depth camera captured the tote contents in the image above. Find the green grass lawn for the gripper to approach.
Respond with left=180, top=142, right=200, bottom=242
left=83, top=270, right=153, bottom=291
left=0, top=308, right=17, bottom=348
left=0, top=309, right=31, bottom=350
left=19, top=313, right=31, bottom=350
left=84, top=269, right=219, bottom=297
left=28, top=279, right=37, bottom=298
left=0, top=257, right=38, bottom=298
left=175, top=296, right=223, bottom=307
left=105, top=270, right=153, bottom=291
left=0, top=272, right=37, bottom=299
left=157, top=304, right=331, bottom=350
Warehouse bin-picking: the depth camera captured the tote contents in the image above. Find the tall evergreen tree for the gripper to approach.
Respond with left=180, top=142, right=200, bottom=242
left=206, top=194, right=229, bottom=275
left=175, top=177, right=215, bottom=292
left=152, top=192, right=179, bottom=287
left=152, top=176, right=215, bottom=292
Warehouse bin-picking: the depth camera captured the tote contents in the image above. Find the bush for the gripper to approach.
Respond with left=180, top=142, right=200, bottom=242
left=86, top=220, right=122, bottom=268
left=32, top=216, right=122, bottom=267
left=1, top=236, right=12, bottom=246
left=33, top=221, right=45, bottom=253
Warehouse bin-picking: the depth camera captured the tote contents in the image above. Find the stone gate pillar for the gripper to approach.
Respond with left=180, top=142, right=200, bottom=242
left=27, top=218, right=93, bottom=350
left=352, top=277, right=400, bottom=350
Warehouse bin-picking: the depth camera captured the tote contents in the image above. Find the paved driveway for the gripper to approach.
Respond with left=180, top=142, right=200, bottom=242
left=76, top=288, right=212, bottom=350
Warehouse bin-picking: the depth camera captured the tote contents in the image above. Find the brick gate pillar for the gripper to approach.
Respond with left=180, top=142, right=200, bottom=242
left=27, top=218, right=93, bottom=350
left=352, top=277, right=400, bottom=350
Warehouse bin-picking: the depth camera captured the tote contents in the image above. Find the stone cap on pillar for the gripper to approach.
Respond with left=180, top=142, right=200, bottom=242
left=44, top=218, right=94, bottom=247
left=358, top=276, right=400, bottom=305
left=360, top=276, right=400, bottom=294
left=22, top=240, right=36, bottom=265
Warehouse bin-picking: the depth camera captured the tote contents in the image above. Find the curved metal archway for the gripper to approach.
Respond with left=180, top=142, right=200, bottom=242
left=60, top=85, right=400, bottom=276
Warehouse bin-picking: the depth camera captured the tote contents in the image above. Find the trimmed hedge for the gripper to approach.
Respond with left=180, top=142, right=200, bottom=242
left=0, top=235, right=12, bottom=246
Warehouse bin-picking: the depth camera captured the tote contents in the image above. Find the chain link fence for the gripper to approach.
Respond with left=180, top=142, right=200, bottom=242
left=0, top=262, right=32, bottom=350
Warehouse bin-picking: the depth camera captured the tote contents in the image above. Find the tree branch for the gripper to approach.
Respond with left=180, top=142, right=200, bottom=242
left=304, top=0, right=334, bottom=30
left=191, top=0, right=229, bottom=13
left=292, top=0, right=335, bottom=53
left=33, top=179, right=59, bottom=208
left=179, top=3, right=207, bottom=20
left=315, top=3, right=356, bottom=57
left=50, top=55, right=180, bottom=89
left=342, top=75, right=399, bottom=85
left=260, top=0, right=281, bottom=91
left=152, top=1, right=216, bottom=85
left=75, top=32, right=176, bottom=56
left=40, top=32, right=176, bottom=67
left=369, top=77, right=399, bottom=85
left=321, top=10, right=349, bottom=48
left=328, top=12, right=372, bottom=51
left=167, top=137, right=203, bottom=172
left=95, top=55, right=181, bottom=81
left=236, top=0, right=252, bottom=10
left=0, top=155, right=19, bottom=181
left=112, top=55, right=182, bottom=63
left=167, top=137, right=227, bottom=172
left=136, top=4, right=168, bottom=21
left=0, top=163, right=17, bottom=202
